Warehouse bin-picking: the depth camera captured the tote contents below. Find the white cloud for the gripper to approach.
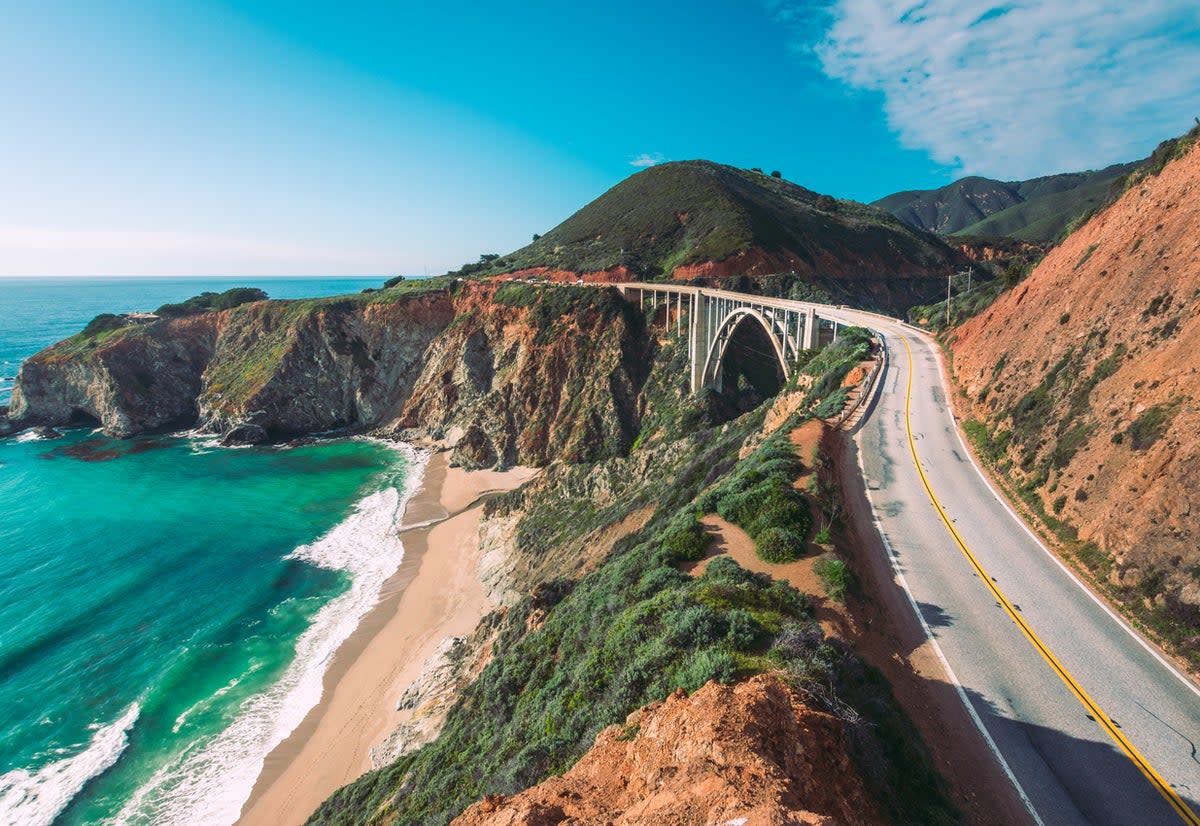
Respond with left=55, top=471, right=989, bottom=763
left=797, top=1, right=1200, bottom=178
left=630, top=152, right=666, bottom=167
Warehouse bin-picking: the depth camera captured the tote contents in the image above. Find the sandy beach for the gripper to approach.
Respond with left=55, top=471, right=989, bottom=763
left=237, top=451, right=538, bottom=826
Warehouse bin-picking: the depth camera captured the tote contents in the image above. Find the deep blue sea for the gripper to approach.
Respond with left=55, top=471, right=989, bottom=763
left=0, top=277, right=425, bottom=825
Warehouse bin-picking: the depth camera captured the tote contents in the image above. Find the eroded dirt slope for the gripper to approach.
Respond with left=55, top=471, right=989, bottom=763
left=951, top=138, right=1200, bottom=624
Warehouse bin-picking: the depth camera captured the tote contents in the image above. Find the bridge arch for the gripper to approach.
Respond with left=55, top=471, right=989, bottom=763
left=700, top=307, right=790, bottom=392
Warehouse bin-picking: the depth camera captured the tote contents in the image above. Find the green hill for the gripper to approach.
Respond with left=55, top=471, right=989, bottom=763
left=874, top=162, right=1137, bottom=243
left=471, top=160, right=962, bottom=285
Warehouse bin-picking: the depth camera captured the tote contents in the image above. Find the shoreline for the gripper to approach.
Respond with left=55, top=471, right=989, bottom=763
left=236, top=451, right=537, bottom=826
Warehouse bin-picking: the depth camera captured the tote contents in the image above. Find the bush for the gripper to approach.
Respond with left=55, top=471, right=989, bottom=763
left=725, top=609, right=763, bottom=648
left=673, top=647, right=738, bottom=693
left=814, top=556, right=852, bottom=602
left=812, top=387, right=849, bottom=420
left=1126, top=403, right=1175, bottom=450
left=81, top=313, right=127, bottom=337
left=757, top=526, right=805, bottom=563
left=659, top=522, right=710, bottom=562
left=157, top=287, right=267, bottom=317
left=748, top=485, right=810, bottom=539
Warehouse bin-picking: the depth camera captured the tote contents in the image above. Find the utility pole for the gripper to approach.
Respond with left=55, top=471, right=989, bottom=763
left=946, top=272, right=952, bottom=328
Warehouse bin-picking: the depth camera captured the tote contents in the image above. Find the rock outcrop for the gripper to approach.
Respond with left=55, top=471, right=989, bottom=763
left=10, top=313, right=221, bottom=437
left=452, top=675, right=886, bottom=826
left=8, top=283, right=653, bottom=467
left=951, top=134, right=1200, bottom=615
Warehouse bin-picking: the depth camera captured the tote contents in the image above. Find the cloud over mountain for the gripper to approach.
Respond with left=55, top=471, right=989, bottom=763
left=799, top=0, right=1200, bottom=178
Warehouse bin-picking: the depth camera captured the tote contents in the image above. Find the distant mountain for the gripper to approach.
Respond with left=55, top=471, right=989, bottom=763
left=874, top=162, right=1138, bottom=243
left=471, top=160, right=967, bottom=313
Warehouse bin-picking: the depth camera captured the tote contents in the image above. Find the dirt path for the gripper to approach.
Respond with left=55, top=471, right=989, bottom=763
left=689, top=417, right=1034, bottom=826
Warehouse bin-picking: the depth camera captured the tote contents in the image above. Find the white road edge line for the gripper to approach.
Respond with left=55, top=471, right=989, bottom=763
left=910, top=327, right=1200, bottom=702
left=853, top=331, right=1046, bottom=826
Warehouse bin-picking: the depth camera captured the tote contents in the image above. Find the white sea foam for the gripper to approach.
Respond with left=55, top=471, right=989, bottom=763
left=0, top=703, right=140, bottom=826
left=114, top=442, right=428, bottom=826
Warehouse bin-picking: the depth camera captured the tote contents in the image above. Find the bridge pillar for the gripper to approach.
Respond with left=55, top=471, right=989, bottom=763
left=803, top=307, right=818, bottom=350
left=689, top=291, right=710, bottom=393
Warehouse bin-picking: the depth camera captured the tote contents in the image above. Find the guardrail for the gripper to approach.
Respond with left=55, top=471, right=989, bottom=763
left=834, top=336, right=887, bottom=430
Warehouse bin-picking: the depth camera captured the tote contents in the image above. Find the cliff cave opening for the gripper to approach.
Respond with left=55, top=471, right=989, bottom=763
left=713, top=317, right=785, bottom=419
left=67, top=408, right=102, bottom=427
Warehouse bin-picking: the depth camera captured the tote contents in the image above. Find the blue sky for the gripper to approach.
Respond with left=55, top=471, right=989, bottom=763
left=2, top=1, right=1198, bottom=276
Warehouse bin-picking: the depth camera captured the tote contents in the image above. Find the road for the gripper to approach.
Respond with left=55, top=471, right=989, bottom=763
left=822, top=309, right=1200, bottom=826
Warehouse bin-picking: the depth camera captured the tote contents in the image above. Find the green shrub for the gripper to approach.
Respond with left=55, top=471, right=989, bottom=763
left=748, top=485, right=810, bottom=539
left=756, top=526, right=805, bottom=563
left=659, top=514, right=710, bottom=562
left=663, top=604, right=725, bottom=647
left=725, top=609, right=764, bottom=648
left=1126, top=403, right=1175, bottom=450
left=673, top=647, right=738, bottom=693
left=81, top=313, right=127, bottom=337
left=812, top=387, right=849, bottom=419
left=157, top=287, right=268, bottom=317
left=814, top=556, right=852, bottom=602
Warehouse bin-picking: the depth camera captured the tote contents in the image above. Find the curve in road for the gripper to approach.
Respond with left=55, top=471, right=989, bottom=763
left=831, top=310, right=1200, bottom=826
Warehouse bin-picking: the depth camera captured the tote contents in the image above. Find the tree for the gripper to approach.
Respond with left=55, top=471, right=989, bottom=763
left=532, top=233, right=542, bottom=241
left=770, top=170, right=782, bottom=178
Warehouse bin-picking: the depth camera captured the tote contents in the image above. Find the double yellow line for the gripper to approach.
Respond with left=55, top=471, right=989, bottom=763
left=898, top=334, right=1200, bottom=826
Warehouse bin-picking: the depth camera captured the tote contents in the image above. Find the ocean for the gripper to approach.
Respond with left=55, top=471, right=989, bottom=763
left=0, top=277, right=424, bottom=825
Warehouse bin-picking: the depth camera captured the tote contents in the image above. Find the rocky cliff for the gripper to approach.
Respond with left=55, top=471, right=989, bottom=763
left=452, top=675, right=886, bottom=826
left=950, top=132, right=1200, bottom=656
left=8, top=283, right=652, bottom=466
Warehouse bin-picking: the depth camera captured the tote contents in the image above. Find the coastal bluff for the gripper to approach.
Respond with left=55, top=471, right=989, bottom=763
left=7, top=283, right=651, bottom=467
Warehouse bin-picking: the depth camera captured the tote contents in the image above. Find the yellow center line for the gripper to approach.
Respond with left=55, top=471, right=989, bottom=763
left=898, top=333, right=1200, bottom=826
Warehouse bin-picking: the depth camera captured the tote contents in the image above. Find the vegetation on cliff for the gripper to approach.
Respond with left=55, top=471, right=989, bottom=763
left=310, top=334, right=957, bottom=826
left=155, top=286, right=268, bottom=317
left=443, top=160, right=963, bottom=313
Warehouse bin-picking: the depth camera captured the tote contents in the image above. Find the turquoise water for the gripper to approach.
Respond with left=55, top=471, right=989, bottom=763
left=0, top=278, right=423, bottom=825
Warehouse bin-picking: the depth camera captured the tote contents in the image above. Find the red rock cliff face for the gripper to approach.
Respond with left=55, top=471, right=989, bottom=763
left=387, top=284, right=647, bottom=467
left=9, top=284, right=653, bottom=466
left=9, top=313, right=222, bottom=437
left=951, top=140, right=1200, bottom=611
left=453, top=675, right=887, bottom=826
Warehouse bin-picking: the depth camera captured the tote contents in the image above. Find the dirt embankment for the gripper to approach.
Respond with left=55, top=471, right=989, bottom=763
left=950, top=139, right=1200, bottom=625
left=452, top=675, right=887, bottom=826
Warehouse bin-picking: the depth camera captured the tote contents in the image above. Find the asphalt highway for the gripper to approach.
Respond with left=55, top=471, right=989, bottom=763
left=823, top=311, right=1200, bottom=826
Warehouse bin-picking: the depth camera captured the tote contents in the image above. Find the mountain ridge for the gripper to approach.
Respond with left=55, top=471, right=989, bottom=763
left=461, top=160, right=968, bottom=314
left=874, top=161, right=1139, bottom=243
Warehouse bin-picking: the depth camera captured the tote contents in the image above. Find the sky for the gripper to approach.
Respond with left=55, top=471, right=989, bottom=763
left=2, top=0, right=1198, bottom=276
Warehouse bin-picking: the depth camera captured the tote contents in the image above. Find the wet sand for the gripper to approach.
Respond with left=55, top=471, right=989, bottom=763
left=237, top=452, right=538, bottom=826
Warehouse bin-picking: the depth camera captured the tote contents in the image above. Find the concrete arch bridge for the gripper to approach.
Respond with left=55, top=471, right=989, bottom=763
left=614, top=283, right=854, bottom=393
